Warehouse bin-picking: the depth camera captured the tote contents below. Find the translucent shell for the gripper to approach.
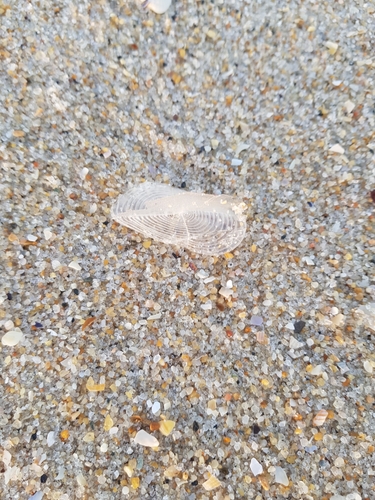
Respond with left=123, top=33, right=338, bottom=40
left=202, top=474, right=221, bottom=491
left=312, top=409, right=328, bottom=426
left=112, top=182, right=247, bottom=255
left=142, top=0, right=171, bottom=14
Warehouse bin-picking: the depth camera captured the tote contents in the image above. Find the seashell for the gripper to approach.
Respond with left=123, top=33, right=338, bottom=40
left=202, top=474, right=221, bottom=491
left=312, top=409, right=328, bottom=427
left=250, top=457, right=263, bottom=476
left=289, top=336, right=304, bottom=350
left=134, top=429, right=159, bottom=447
left=142, top=0, right=171, bottom=14
left=159, top=420, right=175, bottom=436
left=1, top=329, right=24, bottom=347
left=256, top=330, right=269, bottom=345
left=112, top=182, right=247, bottom=255
left=355, top=303, right=375, bottom=332
left=274, top=466, right=289, bottom=486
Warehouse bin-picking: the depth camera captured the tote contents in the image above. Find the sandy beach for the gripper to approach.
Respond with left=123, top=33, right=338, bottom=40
left=1, top=0, right=375, bottom=498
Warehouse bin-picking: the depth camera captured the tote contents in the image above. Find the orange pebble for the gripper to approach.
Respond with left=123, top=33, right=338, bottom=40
left=60, top=429, right=70, bottom=441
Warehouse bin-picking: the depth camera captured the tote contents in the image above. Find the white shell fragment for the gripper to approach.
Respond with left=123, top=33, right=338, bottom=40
left=313, top=409, right=328, bottom=426
left=329, top=144, right=345, bottom=154
left=68, top=261, right=82, bottom=271
left=134, top=429, right=159, bottom=448
left=363, top=360, right=373, bottom=374
left=250, top=458, right=263, bottom=476
left=355, top=303, right=375, bottom=332
left=289, top=336, right=304, bottom=349
left=274, top=466, right=289, bottom=486
left=28, top=492, right=44, bottom=500
left=142, top=0, right=171, bottom=14
left=1, top=329, right=24, bottom=347
left=235, top=143, right=250, bottom=156
left=202, top=474, right=221, bottom=491
left=112, top=182, right=247, bottom=255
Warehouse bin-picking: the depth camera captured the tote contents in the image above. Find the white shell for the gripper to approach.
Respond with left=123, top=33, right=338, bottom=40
left=250, top=458, right=263, bottom=476
left=274, top=466, right=289, bottom=486
left=143, top=0, right=171, bottom=14
left=355, top=303, right=375, bottom=332
left=1, top=329, right=24, bottom=347
left=134, top=429, right=159, bottom=447
left=202, top=475, right=221, bottom=491
left=312, top=409, right=328, bottom=426
left=112, top=182, right=247, bottom=255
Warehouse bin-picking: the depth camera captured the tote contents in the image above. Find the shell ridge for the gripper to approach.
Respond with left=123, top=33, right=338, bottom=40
left=112, top=182, right=247, bottom=255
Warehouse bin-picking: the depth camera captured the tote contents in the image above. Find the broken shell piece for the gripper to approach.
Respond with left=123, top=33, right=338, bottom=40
left=134, top=429, right=159, bottom=447
left=256, top=331, right=269, bottom=345
left=202, top=474, right=221, bottom=491
left=159, top=420, right=175, bottom=436
left=329, top=144, right=344, bottom=154
left=250, top=458, right=263, bottom=476
left=1, top=329, right=24, bottom=347
left=142, top=0, right=171, bottom=14
left=355, top=303, right=375, bottom=332
left=274, top=466, right=289, bottom=486
left=235, top=143, right=250, bottom=156
left=313, top=409, right=328, bottom=426
left=164, top=465, right=180, bottom=478
left=258, top=475, right=270, bottom=491
left=112, top=182, right=247, bottom=255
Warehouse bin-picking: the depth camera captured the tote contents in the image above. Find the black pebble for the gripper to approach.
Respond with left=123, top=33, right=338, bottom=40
left=294, top=320, right=306, bottom=334
left=191, top=480, right=198, bottom=486
left=193, top=421, right=199, bottom=432
left=180, top=181, right=186, bottom=188
left=7, top=293, right=12, bottom=300
left=73, top=289, right=79, bottom=295
left=62, top=302, right=69, bottom=308
left=252, top=424, right=261, bottom=435
left=281, top=234, right=287, bottom=240
left=40, top=474, right=48, bottom=483
left=31, top=432, right=37, bottom=440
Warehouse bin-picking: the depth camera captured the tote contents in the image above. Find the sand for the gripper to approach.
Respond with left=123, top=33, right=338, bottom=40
left=0, top=0, right=374, bottom=498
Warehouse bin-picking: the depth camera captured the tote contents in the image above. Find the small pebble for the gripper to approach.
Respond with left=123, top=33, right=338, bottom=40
left=294, top=321, right=306, bottom=333
left=250, top=316, right=263, bottom=326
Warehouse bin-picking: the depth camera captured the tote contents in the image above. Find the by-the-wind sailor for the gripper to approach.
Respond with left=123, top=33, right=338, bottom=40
left=111, top=182, right=247, bottom=255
